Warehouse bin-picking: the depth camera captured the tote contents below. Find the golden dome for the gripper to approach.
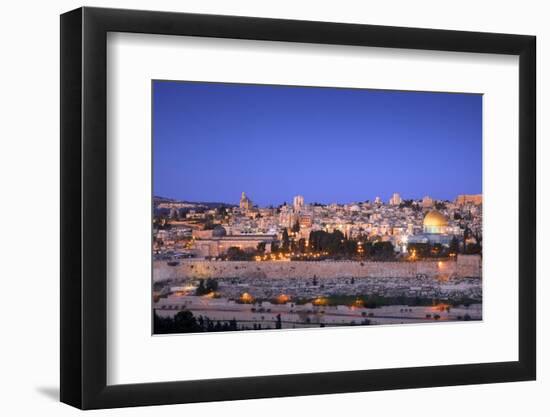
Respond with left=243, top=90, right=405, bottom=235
left=423, top=210, right=448, bottom=227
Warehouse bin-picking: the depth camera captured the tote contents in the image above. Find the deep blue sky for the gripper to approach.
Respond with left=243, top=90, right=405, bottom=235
left=153, top=81, right=482, bottom=206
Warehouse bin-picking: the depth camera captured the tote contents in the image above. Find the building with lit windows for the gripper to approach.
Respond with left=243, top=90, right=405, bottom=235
left=299, top=214, right=313, bottom=228
left=455, top=194, right=482, bottom=206
left=422, top=196, right=434, bottom=208
left=389, top=193, right=402, bottom=206
left=193, top=226, right=276, bottom=257
left=293, top=195, right=304, bottom=212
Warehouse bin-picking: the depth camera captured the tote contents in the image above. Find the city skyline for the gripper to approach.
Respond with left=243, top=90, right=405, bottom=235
left=153, top=80, right=482, bottom=206
left=154, top=191, right=481, bottom=207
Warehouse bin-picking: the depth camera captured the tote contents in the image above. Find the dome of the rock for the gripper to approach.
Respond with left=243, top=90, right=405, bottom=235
left=423, top=210, right=448, bottom=234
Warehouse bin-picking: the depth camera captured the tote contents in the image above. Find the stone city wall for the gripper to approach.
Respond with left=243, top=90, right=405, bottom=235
left=154, top=255, right=481, bottom=282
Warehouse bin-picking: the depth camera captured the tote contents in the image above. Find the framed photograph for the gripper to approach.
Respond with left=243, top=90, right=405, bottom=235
left=60, top=7, right=536, bottom=409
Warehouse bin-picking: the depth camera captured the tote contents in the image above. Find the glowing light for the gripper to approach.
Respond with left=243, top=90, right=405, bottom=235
left=240, top=292, right=254, bottom=303
left=352, top=298, right=364, bottom=308
left=276, top=294, right=290, bottom=304
left=430, top=303, right=450, bottom=312
left=313, top=297, right=328, bottom=306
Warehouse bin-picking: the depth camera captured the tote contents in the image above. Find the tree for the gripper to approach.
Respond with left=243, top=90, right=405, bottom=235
left=205, top=278, right=218, bottom=292
left=371, top=241, right=395, bottom=260
left=297, top=238, right=307, bottom=253
left=203, top=214, right=215, bottom=230
left=195, top=278, right=218, bottom=295
left=465, top=242, right=482, bottom=255
left=173, top=310, right=201, bottom=331
left=308, top=230, right=322, bottom=251
left=431, top=243, right=443, bottom=257
left=408, top=242, right=430, bottom=259
left=281, top=228, right=290, bottom=252
left=291, top=220, right=300, bottom=233
left=225, top=246, right=251, bottom=260
left=462, top=227, right=471, bottom=253
left=195, top=279, right=206, bottom=295
left=256, top=242, right=266, bottom=254
left=153, top=310, right=202, bottom=334
left=328, top=230, right=345, bottom=254
left=449, top=236, right=459, bottom=255
left=171, top=208, right=180, bottom=220
left=342, top=239, right=358, bottom=256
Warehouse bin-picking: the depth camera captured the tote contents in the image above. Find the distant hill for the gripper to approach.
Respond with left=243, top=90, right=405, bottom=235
left=153, top=196, right=235, bottom=209
left=153, top=195, right=177, bottom=203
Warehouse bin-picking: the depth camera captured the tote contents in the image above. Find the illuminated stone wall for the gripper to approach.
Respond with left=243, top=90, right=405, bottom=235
left=455, top=254, right=482, bottom=277
left=153, top=255, right=481, bottom=282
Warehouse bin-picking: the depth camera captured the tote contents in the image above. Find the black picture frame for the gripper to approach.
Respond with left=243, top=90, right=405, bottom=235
left=60, top=6, right=536, bottom=410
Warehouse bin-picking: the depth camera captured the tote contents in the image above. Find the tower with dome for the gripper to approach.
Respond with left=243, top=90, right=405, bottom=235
left=239, top=192, right=253, bottom=211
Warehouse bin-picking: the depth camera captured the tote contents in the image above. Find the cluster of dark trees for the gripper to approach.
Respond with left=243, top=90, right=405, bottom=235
left=408, top=238, right=459, bottom=258
left=399, top=199, right=422, bottom=212
left=306, top=294, right=480, bottom=309
left=359, top=241, right=396, bottom=260
left=407, top=234, right=482, bottom=258
left=222, top=246, right=255, bottom=261
left=309, top=230, right=397, bottom=260
left=154, top=310, right=238, bottom=334
left=270, top=229, right=308, bottom=254
left=194, top=278, right=219, bottom=295
left=227, top=228, right=398, bottom=261
left=397, top=200, right=448, bottom=211
left=153, top=311, right=283, bottom=334
left=221, top=225, right=481, bottom=261
left=464, top=242, right=482, bottom=254
left=308, top=230, right=356, bottom=255
left=154, top=310, right=201, bottom=333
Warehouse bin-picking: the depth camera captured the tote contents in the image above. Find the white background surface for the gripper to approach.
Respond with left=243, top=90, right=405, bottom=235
left=107, top=33, right=519, bottom=385
left=0, top=0, right=546, bottom=416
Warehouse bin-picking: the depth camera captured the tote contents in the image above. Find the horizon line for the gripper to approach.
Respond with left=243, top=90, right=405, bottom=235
left=154, top=193, right=483, bottom=206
